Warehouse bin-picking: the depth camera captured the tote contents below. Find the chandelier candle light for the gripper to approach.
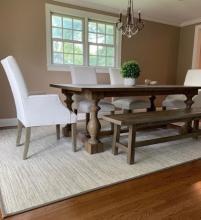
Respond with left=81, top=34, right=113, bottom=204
left=116, top=0, right=144, bottom=38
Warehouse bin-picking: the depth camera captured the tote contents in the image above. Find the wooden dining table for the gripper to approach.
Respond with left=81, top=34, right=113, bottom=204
left=50, top=84, right=201, bottom=154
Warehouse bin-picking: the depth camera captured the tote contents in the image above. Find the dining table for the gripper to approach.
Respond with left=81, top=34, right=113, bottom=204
left=50, top=84, right=201, bottom=154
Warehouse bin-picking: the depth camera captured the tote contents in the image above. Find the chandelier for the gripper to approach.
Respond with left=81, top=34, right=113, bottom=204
left=116, top=0, right=144, bottom=38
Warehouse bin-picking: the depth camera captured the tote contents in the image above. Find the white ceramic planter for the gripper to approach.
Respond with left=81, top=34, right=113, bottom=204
left=124, top=78, right=136, bottom=86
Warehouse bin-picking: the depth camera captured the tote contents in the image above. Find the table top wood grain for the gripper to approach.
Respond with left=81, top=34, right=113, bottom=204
left=50, top=84, right=201, bottom=97
left=50, top=84, right=201, bottom=91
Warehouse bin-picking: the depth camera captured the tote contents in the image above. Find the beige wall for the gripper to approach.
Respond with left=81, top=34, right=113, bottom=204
left=122, top=21, right=179, bottom=85
left=0, top=0, right=180, bottom=119
left=176, top=23, right=201, bottom=84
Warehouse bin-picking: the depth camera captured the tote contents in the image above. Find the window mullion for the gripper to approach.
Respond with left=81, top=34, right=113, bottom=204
left=84, top=17, right=89, bottom=66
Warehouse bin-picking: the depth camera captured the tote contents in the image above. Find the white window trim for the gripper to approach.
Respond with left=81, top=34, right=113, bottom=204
left=45, top=3, right=122, bottom=73
left=192, top=24, right=201, bottom=68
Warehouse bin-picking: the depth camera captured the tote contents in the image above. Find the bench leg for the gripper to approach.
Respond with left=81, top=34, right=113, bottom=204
left=86, top=113, right=90, bottom=134
left=110, top=111, right=115, bottom=132
left=112, top=124, right=120, bottom=155
left=185, top=120, right=193, bottom=133
left=127, top=125, right=136, bottom=165
left=193, top=120, right=199, bottom=139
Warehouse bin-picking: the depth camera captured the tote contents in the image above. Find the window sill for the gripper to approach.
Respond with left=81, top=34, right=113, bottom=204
left=47, top=64, right=117, bottom=74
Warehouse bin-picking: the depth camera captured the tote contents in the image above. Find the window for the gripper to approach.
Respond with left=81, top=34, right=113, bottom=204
left=46, top=4, right=122, bottom=72
left=51, top=14, right=84, bottom=65
left=88, top=21, right=115, bottom=67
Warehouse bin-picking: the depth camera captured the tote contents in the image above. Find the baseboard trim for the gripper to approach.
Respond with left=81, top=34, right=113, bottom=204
left=0, top=118, right=18, bottom=127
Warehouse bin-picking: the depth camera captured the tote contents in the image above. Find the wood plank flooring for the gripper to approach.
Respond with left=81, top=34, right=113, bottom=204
left=1, top=159, right=201, bottom=220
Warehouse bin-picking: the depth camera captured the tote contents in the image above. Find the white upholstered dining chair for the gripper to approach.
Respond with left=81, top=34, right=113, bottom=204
left=109, top=68, right=150, bottom=112
left=162, top=69, right=201, bottom=109
left=1, top=56, right=77, bottom=160
left=70, top=66, right=115, bottom=127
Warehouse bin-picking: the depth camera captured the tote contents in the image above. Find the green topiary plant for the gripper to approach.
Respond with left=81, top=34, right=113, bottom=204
left=121, top=60, right=141, bottom=78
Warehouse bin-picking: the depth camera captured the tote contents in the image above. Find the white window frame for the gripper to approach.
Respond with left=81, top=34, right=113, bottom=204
left=45, top=3, right=122, bottom=73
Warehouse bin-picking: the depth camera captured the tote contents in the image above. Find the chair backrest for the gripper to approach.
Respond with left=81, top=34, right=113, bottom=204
left=70, top=66, right=97, bottom=84
left=109, top=68, right=123, bottom=85
left=1, top=56, right=28, bottom=121
left=184, top=69, right=201, bottom=86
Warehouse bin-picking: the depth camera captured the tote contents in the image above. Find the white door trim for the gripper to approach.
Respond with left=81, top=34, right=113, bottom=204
left=192, top=24, right=201, bottom=68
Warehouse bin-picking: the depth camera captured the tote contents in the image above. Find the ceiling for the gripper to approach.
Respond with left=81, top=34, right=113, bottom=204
left=54, top=0, right=201, bottom=26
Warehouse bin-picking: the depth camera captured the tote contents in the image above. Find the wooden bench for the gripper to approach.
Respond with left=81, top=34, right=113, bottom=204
left=102, top=109, right=201, bottom=165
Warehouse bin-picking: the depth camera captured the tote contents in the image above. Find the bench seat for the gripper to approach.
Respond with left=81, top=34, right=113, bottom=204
left=102, top=108, right=201, bottom=165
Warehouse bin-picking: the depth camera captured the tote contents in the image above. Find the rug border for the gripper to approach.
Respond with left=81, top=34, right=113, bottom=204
left=1, top=157, right=201, bottom=219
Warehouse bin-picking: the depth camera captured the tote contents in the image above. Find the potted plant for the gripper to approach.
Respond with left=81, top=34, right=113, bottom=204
left=121, top=60, right=141, bottom=86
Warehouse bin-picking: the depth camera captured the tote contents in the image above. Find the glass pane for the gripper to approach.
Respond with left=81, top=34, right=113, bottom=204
left=64, top=54, right=73, bottom=64
left=98, top=57, right=106, bottom=66
left=74, top=55, right=83, bottom=65
left=63, top=29, right=72, bottom=40
left=89, top=56, right=97, bottom=66
left=107, top=47, right=114, bottom=56
left=52, top=28, right=62, bottom=39
left=64, top=42, right=73, bottom=53
left=73, top=19, right=82, bottom=30
left=88, top=22, right=97, bottom=33
left=89, top=45, right=97, bottom=55
left=106, top=25, right=114, bottom=35
left=53, top=41, right=63, bottom=52
left=53, top=53, right=63, bottom=64
left=74, top=43, right=83, bottom=54
left=106, top=35, right=114, bottom=45
left=97, top=34, right=105, bottom=44
left=98, top=23, right=105, bottom=34
left=98, top=46, right=106, bottom=56
left=63, top=17, right=72, bottom=29
left=88, top=33, right=97, bottom=43
left=106, top=57, right=114, bottom=66
left=52, top=15, right=62, bottom=27
left=73, top=31, right=82, bottom=41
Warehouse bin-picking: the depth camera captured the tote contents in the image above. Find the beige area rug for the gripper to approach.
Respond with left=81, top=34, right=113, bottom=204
left=1, top=124, right=201, bottom=217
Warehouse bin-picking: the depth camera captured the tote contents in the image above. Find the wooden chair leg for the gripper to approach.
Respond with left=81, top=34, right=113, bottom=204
left=16, top=120, right=23, bottom=146
left=56, top=124, right=60, bottom=140
left=123, top=109, right=129, bottom=114
left=112, top=124, right=120, bottom=155
left=74, top=109, right=78, bottom=115
left=71, top=123, right=77, bottom=152
left=127, top=125, right=136, bottom=165
left=23, top=127, right=31, bottom=160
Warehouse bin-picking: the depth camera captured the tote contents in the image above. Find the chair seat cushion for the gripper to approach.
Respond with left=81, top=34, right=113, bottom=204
left=75, top=100, right=115, bottom=113
left=113, top=98, right=150, bottom=110
left=162, top=95, right=186, bottom=109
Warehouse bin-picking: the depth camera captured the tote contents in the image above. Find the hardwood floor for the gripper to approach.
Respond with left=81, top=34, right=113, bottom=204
left=1, top=159, right=201, bottom=220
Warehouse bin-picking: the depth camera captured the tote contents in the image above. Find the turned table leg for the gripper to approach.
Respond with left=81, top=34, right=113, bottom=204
left=85, top=99, right=104, bottom=154
left=62, top=91, right=73, bottom=137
